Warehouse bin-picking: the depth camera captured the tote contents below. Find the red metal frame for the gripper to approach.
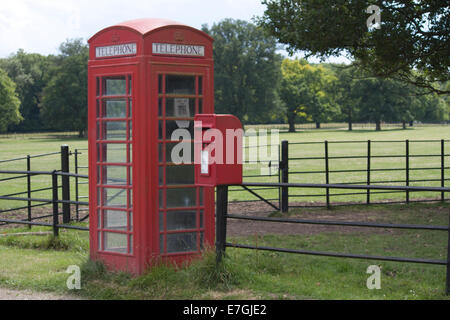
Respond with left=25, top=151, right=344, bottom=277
left=88, top=19, right=214, bottom=274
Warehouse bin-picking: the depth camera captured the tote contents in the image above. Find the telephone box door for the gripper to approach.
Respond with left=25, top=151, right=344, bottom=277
left=150, top=64, right=214, bottom=260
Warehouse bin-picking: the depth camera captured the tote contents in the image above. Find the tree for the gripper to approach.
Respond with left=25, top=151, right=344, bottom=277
left=279, top=59, right=339, bottom=132
left=0, top=50, right=50, bottom=132
left=258, top=0, right=449, bottom=94
left=0, top=68, right=22, bottom=132
left=328, top=65, right=360, bottom=131
left=41, top=39, right=88, bottom=137
left=202, top=19, right=283, bottom=123
left=351, top=77, right=415, bottom=130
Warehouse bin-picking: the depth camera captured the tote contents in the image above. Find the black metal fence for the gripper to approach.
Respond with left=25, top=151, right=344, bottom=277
left=0, top=169, right=89, bottom=235
left=279, top=139, right=449, bottom=210
left=215, top=182, right=450, bottom=295
left=0, top=146, right=89, bottom=232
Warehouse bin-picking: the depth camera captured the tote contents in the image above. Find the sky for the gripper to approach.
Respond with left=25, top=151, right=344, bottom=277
left=0, top=0, right=349, bottom=63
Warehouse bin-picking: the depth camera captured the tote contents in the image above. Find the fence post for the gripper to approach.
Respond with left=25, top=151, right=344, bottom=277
left=216, top=185, right=228, bottom=264
left=442, top=140, right=445, bottom=202
left=280, top=140, right=289, bottom=213
left=325, top=140, right=330, bottom=209
left=74, top=149, right=79, bottom=222
left=367, top=140, right=371, bottom=205
left=406, top=140, right=410, bottom=204
left=52, top=171, right=59, bottom=237
left=446, top=208, right=450, bottom=295
left=61, top=145, right=71, bottom=223
left=26, top=155, right=31, bottom=229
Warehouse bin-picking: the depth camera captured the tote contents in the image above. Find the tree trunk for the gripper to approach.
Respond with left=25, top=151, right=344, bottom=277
left=375, top=120, right=381, bottom=131
left=315, top=122, right=321, bottom=129
left=348, top=110, right=353, bottom=131
left=402, top=121, right=407, bottom=129
left=288, top=117, right=296, bottom=133
left=78, top=128, right=87, bottom=138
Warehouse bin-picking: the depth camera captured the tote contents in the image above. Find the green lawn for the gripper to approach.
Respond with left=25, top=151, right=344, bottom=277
left=0, top=203, right=448, bottom=299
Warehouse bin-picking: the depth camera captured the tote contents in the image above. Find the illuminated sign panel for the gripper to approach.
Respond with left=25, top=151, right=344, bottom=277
left=96, top=43, right=137, bottom=58
left=152, top=43, right=205, bottom=57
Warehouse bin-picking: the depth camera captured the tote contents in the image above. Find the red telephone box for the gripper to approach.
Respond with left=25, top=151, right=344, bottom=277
left=88, top=18, right=215, bottom=274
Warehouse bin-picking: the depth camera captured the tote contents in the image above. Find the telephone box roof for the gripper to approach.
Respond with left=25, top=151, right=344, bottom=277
left=89, top=18, right=213, bottom=42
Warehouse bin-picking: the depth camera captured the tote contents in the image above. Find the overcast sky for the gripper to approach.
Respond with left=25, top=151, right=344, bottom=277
left=0, top=0, right=349, bottom=63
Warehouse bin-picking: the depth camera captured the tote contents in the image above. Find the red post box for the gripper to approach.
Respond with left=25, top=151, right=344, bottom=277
left=88, top=18, right=215, bottom=274
left=194, top=114, right=243, bottom=187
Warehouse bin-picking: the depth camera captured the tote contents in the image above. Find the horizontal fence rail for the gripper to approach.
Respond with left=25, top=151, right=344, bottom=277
left=0, top=170, right=89, bottom=236
left=0, top=150, right=89, bottom=233
left=215, top=182, right=450, bottom=295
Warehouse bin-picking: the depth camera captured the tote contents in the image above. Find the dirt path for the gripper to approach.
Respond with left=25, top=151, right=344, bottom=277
left=0, top=287, right=82, bottom=300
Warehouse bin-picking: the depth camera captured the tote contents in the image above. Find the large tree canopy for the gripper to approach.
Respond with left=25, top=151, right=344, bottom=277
left=0, top=68, right=22, bottom=132
left=0, top=50, right=49, bottom=132
left=258, top=0, right=449, bottom=94
left=40, top=39, right=88, bottom=137
left=202, top=19, right=283, bottom=123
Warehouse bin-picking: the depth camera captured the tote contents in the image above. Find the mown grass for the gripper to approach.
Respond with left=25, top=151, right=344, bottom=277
left=0, top=203, right=448, bottom=300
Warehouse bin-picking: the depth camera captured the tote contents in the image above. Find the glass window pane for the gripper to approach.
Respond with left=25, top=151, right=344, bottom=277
left=165, top=211, right=197, bottom=231
left=129, top=235, right=133, bottom=254
left=198, top=99, right=203, bottom=114
left=104, top=100, right=127, bottom=118
left=198, top=76, right=203, bottom=95
left=128, top=77, right=132, bottom=95
left=159, top=121, right=164, bottom=140
left=103, top=144, right=127, bottom=163
left=158, top=98, right=163, bottom=117
left=103, top=77, right=126, bottom=96
left=104, top=232, right=127, bottom=253
left=129, top=212, right=133, bottom=231
left=200, top=232, right=204, bottom=250
left=166, top=165, right=195, bottom=185
left=200, top=210, right=204, bottom=228
left=128, top=99, right=132, bottom=118
left=159, top=166, right=164, bottom=185
left=165, top=75, right=195, bottom=95
left=165, top=142, right=194, bottom=163
left=165, top=120, right=194, bottom=140
left=103, top=210, right=127, bottom=231
left=166, top=188, right=197, bottom=208
left=166, top=98, right=195, bottom=117
left=104, top=188, right=127, bottom=208
left=159, top=144, right=164, bottom=162
left=98, top=232, right=102, bottom=250
left=128, top=121, right=132, bottom=140
left=160, top=234, right=164, bottom=253
left=102, top=166, right=128, bottom=185
left=105, top=121, right=127, bottom=140
left=199, top=187, right=204, bottom=206
left=166, top=232, right=197, bottom=253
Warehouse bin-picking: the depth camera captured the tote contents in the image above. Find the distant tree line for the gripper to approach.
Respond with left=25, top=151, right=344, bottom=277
left=0, top=19, right=448, bottom=135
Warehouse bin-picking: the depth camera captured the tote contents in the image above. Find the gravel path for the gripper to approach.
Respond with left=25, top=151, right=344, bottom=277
left=0, top=287, right=82, bottom=300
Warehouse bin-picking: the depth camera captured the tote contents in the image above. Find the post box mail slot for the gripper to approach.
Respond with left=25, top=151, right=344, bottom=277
left=194, top=114, right=243, bottom=187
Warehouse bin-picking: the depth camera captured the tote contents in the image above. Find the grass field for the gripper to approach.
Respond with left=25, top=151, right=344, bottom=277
left=0, top=125, right=449, bottom=211
left=0, top=202, right=448, bottom=299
